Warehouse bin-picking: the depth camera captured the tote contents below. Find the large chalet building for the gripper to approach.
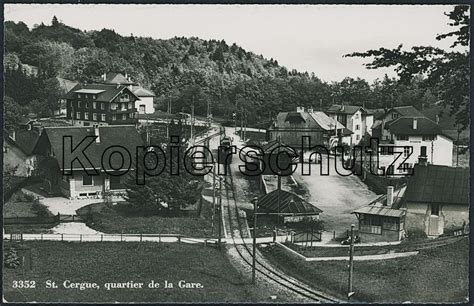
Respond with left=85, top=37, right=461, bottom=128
left=65, top=83, right=140, bottom=126
left=33, top=125, right=144, bottom=198
left=268, top=106, right=351, bottom=150
left=370, top=106, right=453, bottom=175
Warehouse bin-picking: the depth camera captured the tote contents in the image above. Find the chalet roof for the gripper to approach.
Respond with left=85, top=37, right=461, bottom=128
left=5, top=129, right=40, bottom=156
left=271, top=110, right=348, bottom=132
left=57, top=77, right=79, bottom=93
left=258, top=189, right=323, bottom=215
left=308, top=111, right=347, bottom=131
left=326, top=104, right=371, bottom=115
left=387, top=117, right=445, bottom=137
left=33, top=125, right=144, bottom=171
left=104, top=73, right=136, bottom=85
left=64, top=83, right=140, bottom=103
left=132, top=86, right=155, bottom=97
left=392, top=105, right=424, bottom=117
left=405, top=164, right=469, bottom=205
left=261, top=140, right=298, bottom=155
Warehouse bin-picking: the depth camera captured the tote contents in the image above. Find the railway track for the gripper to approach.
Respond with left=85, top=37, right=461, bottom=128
left=220, top=166, right=339, bottom=303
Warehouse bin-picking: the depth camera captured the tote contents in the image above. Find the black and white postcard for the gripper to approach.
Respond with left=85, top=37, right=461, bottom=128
left=2, top=3, right=470, bottom=303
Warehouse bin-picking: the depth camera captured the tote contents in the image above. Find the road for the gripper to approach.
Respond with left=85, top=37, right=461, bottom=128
left=293, top=155, right=378, bottom=235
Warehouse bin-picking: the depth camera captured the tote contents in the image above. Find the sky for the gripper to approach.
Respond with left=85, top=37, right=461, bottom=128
left=4, top=4, right=462, bottom=82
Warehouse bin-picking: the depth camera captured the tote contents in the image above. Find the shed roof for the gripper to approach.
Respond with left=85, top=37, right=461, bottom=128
left=405, top=164, right=469, bottom=205
left=353, top=204, right=405, bottom=218
left=258, top=189, right=323, bottom=215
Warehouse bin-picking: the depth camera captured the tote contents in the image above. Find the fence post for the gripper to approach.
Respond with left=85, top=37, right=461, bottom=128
left=101, top=234, right=103, bottom=242
left=80, top=234, right=82, bottom=243
left=61, top=234, right=64, bottom=242
left=121, top=233, right=123, bottom=242
left=41, top=233, right=43, bottom=241
left=140, top=233, right=142, bottom=242
left=178, top=236, right=181, bottom=244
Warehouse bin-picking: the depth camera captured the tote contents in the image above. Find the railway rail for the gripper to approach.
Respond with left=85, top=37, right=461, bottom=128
left=221, top=166, right=339, bottom=303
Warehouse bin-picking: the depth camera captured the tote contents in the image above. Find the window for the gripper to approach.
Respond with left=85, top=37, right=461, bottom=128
left=128, top=102, right=133, bottom=109
left=82, top=173, right=93, bottom=186
left=93, top=102, right=97, bottom=109
left=101, top=103, right=105, bottom=110
left=420, top=146, right=427, bottom=157
left=356, top=135, right=360, bottom=140
left=93, top=113, right=98, bottom=121
left=76, top=112, right=81, bottom=119
left=422, top=135, right=435, bottom=141
left=380, top=146, right=394, bottom=155
left=403, top=146, right=411, bottom=157
left=122, top=114, right=127, bottom=120
left=391, top=112, right=399, bottom=120
left=77, top=93, right=82, bottom=98
left=431, top=204, right=440, bottom=216
left=84, top=112, right=89, bottom=120
left=129, top=112, right=134, bottom=118
left=398, top=135, right=409, bottom=141
left=78, top=101, right=82, bottom=108
left=112, top=114, right=116, bottom=121
left=101, top=114, right=106, bottom=121
left=354, top=113, right=359, bottom=119
left=355, top=124, right=360, bottom=131
left=92, top=95, right=97, bottom=100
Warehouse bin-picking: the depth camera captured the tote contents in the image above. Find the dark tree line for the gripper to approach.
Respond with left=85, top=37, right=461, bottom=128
left=5, top=13, right=454, bottom=130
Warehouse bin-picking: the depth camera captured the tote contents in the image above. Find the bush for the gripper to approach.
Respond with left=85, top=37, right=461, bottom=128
left=32, top=199, right=52, bottom=217
left=4, top=248, right=21, bottom=269
left=406, top=229, right=427, bottom=240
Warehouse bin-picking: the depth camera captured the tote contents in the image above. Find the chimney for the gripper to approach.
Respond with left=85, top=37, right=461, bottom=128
left=341, top=105, right=345, bottom=112
left=94, top=124, right=100, bottom=143
left=386, top=186, right=394, bottom=207
left=307, top=107, right=314, bottom=113
left=10, top=129, right=16, bottom=141
left=435, top=114, right=440, bottom=125
left=413, top=118, right=418, bottom=130
left=296, top=106, right=305, bottom=113
left=102, top=73, right=106, bottom=81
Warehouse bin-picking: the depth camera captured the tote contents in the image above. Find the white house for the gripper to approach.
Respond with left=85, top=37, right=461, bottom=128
left=326, top=104, right=374, bottom=145
left=132, top=86, right=155, bottom=114
left=373, top=116, right=453, bottom=175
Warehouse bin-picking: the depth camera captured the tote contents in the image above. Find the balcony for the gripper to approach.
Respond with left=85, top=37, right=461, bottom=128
left=109, top=108, right=137, bottom=114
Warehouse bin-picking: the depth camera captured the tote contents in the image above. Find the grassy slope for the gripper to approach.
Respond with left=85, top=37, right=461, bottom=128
left=81, top=202, right=214, bottom=237
left=260, top=237, right=468, bottom=303
left=3, top=241, right=264, bottom=303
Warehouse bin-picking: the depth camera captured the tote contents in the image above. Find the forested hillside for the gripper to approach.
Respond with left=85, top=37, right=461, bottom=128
left=5, top=17, right=442, bottom=127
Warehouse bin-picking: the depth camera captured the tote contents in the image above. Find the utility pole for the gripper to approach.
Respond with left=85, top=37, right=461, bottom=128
left=240, top=107, right=244, bottom=139
left=243, top=110, right=247, bottom=141
left=456, top=125, right=461, bottom=167
left=218, top=176, right=223, bottom=249
left=190, top=96, right=195, bottom=142
left=211, top=165, right=216, bottom=236
left=252, top=196, right=258, bottom=285
left=348, top=224, right=355, bottom=300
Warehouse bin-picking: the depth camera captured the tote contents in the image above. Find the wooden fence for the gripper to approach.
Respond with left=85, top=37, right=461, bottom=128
left=4, top=213, right=86, bottom=225
left=3, top=233, right=221, bottom=247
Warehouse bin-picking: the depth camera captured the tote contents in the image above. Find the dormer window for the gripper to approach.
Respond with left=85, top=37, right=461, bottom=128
left=391, top=113, right=399, bottom=120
